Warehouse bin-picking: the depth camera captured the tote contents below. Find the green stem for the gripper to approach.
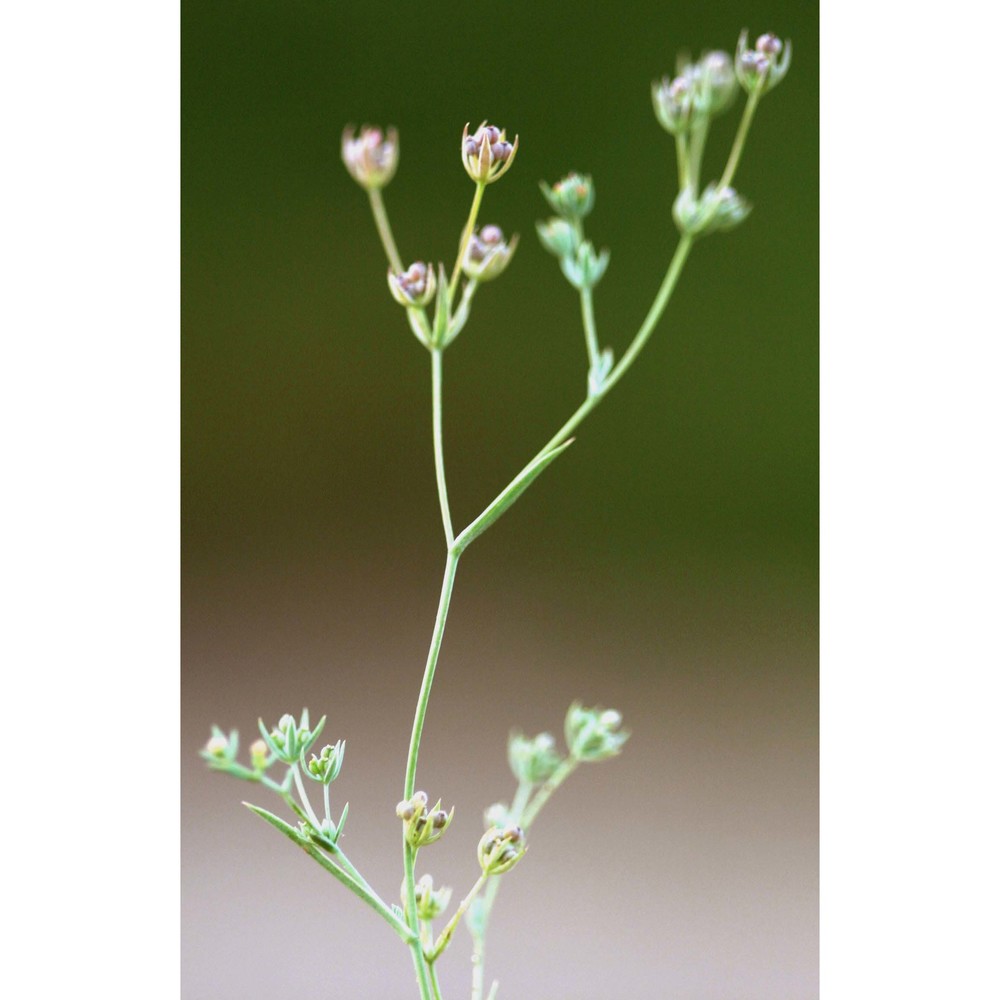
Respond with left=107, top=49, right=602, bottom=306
left=449, top=182, right=486, bottom=300
left=719, top=90, right=761, bottom=190
left=676, top=131, right=689, bottom=191
left=520, top=756, right=579, bottom=829
left=687, top=117, right=711, bottom=193
left=291, top=765, right=322, bottom=831
left=579, top=284, right=599, bottom=371
left=301, top=840, right=414, bottom=943
left=368, top=187, right=404, bottom=273
left=429, top=962, right=445, bottom=1000
left=430, top=872, right=490, bottom=962
left=513, top=234, right=694, bottom=483
left=432, top=349, right=455, bottom=547
left=404, top=841, right=435, bottom=1000
left=402, top=551, right=461, bottom=998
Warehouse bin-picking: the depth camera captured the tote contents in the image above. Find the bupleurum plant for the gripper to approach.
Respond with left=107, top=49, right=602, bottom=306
left=203, top=29, right=791, bottom=1000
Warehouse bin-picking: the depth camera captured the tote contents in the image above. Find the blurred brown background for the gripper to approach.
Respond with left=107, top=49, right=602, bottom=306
left=182, top=2, right=817, bottom=998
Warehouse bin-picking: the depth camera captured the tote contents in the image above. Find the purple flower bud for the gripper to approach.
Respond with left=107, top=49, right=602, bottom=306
left=461, top=121, right=519, bottom=184
left=342, top=125, right=399, bottom=190
left=388, top=262, right=437, bottom=308
left=756, top=33, right=783, bottom=57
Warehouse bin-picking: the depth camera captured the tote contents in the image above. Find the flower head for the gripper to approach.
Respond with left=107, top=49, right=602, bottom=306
left=540, top=173, right=595, bottom=221
left=388, top=261, right=437, bottom=308
left=462, top=225, right=518, bottom=282
left=462, top=122, right=519, bottom=184
left=735, top=30, right=792, bottom=95
left=342, top=125, right=400, bottom=190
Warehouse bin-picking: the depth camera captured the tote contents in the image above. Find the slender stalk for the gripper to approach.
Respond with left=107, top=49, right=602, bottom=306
left=676, top=131, right=690, bottom=190
left=510, top=234, right=694, bottom=483
left=404, top=841, right=435, bottom=1000
left=687, top=117, right=711, bottom=192
left=520, top=756, right=578, bottom=828
left=291, top=765, right=322, bottom=831
left=428, top=962, right=445, bottom=1000
left=368, top=188, right=404, bottom=273
left=431, top=349, right=455, bottom=547
left=323, top=782, right=331, bottom=824
left=719, top=90, right=761, bottom=190
left=449, top=182, right=486, bottom=300
left=429, top=873, right=490, bottom=962
left=401, top=551, right=461, bottom=999
left=301, top=840, right=414, bottom=943
left=579, top=284, right=599, bottom=371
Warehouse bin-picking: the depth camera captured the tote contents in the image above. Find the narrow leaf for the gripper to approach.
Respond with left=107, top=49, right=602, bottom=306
left=454, top=439, right=575, bottom=552
left=244, top=803, right=305, bottom=846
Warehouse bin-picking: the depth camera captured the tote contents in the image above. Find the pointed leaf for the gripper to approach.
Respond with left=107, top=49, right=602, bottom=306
left=243, top=803, right=306, bottom=847
left=453, top=439, right=575, bottom=553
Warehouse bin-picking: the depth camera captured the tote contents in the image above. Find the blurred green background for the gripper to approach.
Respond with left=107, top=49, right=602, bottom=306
left=183, top=2, right=817, bottom=998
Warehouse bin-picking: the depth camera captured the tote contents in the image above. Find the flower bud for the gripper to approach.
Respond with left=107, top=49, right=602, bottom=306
left=652, top=73, right=696, bottom=135
left=673, top=184, right=751, bottom=237
left=462, top=225, right=518, bottom=282
left=536, top=218, right=580, bottom=260
left=508, top=730, right=562, bottom=785
left=560, top=240, right=610, bottom=291
left=388, top=261, right=437, bottom=308
left=249, top=738, right=270, bottom=772
left=735, top=29, right=792, bottom=95
left=462, top=122, right=519, bottom=184
left=483, top=802, right=513, bottom=829
left=303, top=740, right=346, bottom=784
left=540, top=173, right=595, bottom=221
left=404, top=874, right=453, bottom=921
left=258, top=709, right=325, bottom=765
left=478, top=825, right=527, bottom=876
left=564, top=702, right=629, bottom=762
left=201, top=726, right=238, bottom=764
left=341, top=125, right=399, bottom=190
left=397, top=791, right=454, bottom=848
left=696, top=51, right=737, bottom=116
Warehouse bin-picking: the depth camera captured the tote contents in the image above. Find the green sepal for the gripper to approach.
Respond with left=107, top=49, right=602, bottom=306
left=453, top=439, right=575, bottom=553
left=431, top=264, right=451, bottom=348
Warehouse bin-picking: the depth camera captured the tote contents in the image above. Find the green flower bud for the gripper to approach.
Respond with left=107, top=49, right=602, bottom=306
left=303, top=740, right=346, bottom=784
left=564, top=702, right=629, bottom=762
left=249, top=738, right=270, bottom=772
left=201, top=726, right=238, bottom=764
left=540, top=173, right=595, bottom=221
left=397, top=791, right=454, bottom=848
left=652, top=73, right=697, bottom=135
left=735, top=29, right=792, bottom=95
left=560, top=240, right=610, bottom=290
left=404, top=874, right=453, bottom=922
left=478, top=824, right=527, bottom=876
left=462, top=225, right=518, bottom=282
left=508, top=730, right=562, bottom=785
left=462, top=122, right=519, bottom=185
left=258, top=709, right=325, bottom=766
left=388, top=261, right=437, bottom=308
left=696, top=51, right=738, bottom=116
left=341, top=125, right=399, bottom=191
left=673, top=184, right=751, bottom=238
left=536, top=217, right=580, bottom=260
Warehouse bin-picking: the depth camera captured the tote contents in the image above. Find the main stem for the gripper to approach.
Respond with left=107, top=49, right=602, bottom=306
left=402, top=550, right=461, bottom=1000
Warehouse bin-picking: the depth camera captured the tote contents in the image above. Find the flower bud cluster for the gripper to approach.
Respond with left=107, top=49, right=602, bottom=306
left=478, top=824, right=527, bottom=876
left=402, top=873, right=453, bottom=921
left=462, top=122, right=518, bottom=184
left=565, top=702, right=629, bottom=762
left=462, top=225, right=518, bottom=283
left=537, top=173, right=610, bottom=292
left=673, top=184, right=751, bottom=237
left=508, top=730, right=562, bottom=785
left=540, top=173, right=594, bottom=222
left=396, top=791, right=454, bottom=848
left=303, top=740, right=346, bottom=785
left=258, top=710, right=326, bottom=766
left=341, top=125, right=400, bottom=190
left=388, top=261, right=437, bottom=308
left=735, top=30, right=792, bottom=95
left=652, top=50, right=737, bottom=136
